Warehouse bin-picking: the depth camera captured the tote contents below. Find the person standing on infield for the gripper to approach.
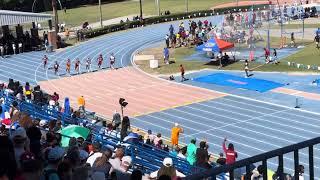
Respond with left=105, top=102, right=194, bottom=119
left=180, top=64, right=187, bottom=82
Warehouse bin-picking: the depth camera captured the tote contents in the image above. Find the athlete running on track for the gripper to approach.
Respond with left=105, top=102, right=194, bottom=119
left=75, top=58, right=81, bottom=74
left=43, top=55, right=48, bottom=69
left=54, top=61, right=59, bottom=75
left=110, top=53, right=115, bottom=70
left=66, top=59, right=71, bottom=74
left=86, top=58, right=91, bottom=72
left=97, top=54, right=103, bottom=69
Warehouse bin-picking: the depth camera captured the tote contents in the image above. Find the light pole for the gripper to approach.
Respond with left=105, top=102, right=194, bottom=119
left=51, top=0, right=59, bottom=33
left=139, top=0, right=143, bottom=20
left=185, top=0, right=188, bottom=13
left=155, top=0, right=160, bottom=16
left=99, top=0, right=103, bottom=27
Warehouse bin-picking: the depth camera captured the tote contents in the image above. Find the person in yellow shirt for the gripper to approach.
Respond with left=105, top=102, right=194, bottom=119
left=77, top=96, right=85, bottom=111
left=171, top=123, right=183, bottom=147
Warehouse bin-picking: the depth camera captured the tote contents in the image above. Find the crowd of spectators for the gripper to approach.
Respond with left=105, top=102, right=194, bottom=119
left=0, top=76, right=308, bottom=180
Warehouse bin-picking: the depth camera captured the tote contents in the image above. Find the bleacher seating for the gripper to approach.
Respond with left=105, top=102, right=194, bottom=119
left=0, top=90, right=197, bottom=176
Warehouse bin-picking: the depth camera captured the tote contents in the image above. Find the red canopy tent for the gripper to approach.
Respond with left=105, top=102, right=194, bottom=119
left=215, top=38, right=234, bottom=51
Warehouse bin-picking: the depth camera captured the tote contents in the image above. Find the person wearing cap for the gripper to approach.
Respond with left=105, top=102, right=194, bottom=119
left=186, top=139, right=197, bottom=165
left=171, top=123, right=183, bottom=147
left=44, top=147, right=65, bottom=180
left=149, top=157, right=185, bottom=179
left=11, top=127, right=29, bottom=169
left=110, top=156, right=132, bottom=179
left=86, top=142, right=102, bottom=167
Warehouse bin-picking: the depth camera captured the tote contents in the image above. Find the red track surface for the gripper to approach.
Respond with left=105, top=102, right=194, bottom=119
left=40, top=67, right=226, bottom=118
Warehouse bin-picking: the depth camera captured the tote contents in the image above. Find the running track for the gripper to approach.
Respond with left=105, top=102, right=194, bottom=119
left=1, top=15, right=320, bottom=177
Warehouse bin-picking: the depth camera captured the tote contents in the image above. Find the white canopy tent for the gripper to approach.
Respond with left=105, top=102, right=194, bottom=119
left=0, top=10, right=52, bottom=26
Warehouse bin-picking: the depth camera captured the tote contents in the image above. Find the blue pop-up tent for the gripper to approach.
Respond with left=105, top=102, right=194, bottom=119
left=196, top=38, right=234, bottom=52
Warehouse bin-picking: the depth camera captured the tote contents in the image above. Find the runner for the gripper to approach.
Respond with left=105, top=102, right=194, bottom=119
left=86, top=58, right=91, bottom=72
left=97, top=54, right=103, bottom=69
left=43, top=55, right=48, bottom=69
left=244, top=60, right=250, bottom=78
left=66, top=59, right=71, bottom=74
left=75, top=58, right=81, bottom=74
left=53, top=61, right=59, bottom=75
left=109, top=53, right=115, bottom=70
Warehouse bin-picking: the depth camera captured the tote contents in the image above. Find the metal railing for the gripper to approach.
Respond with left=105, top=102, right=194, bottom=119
left=186, top=136, right=320, bottom=180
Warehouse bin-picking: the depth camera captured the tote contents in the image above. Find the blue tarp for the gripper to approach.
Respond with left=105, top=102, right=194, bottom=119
left=194, top=73, right=284, bottom=93
left=196, top=38, right=220, bottom=52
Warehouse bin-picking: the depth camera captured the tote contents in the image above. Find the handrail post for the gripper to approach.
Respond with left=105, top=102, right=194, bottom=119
left=294, top=150, right=299, bottom=180
left=278, top=155, right=284, bottom=180
left=309, top=146, right=314, bottom=180
left=229, top=169, right=234, bottom=180
left=245, top=165, right=251, bottom=180
left=262, top=159, right=267, bottom=180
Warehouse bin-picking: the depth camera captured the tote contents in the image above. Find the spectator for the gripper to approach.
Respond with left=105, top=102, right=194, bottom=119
left=0, top=125, right=8, bottom=136
left=109, top=147, right=124, bottom=171
left=156, top=139, right=164, bottom=150
left=0, top=136, right=17, bottom=180
left=169, top=146, right=180, bottom=157
left=120, top=116, right=130, bottom=140
left=32, top=86, right=43, bottom=105
left=251, top=165, right=264, bottom=180
left=24, top=82, right=32, bottom=101
left=222, top=138, right=237, bottom=164
left=187, top=139, right=197, bottom=165
left=171, top=123, right=183, bottom=147
left=131, top=169, right=142, bottom=180
left=11, top=127, right=29, bottom=169
left=149, top=157, right=185, bottom=179
left=86, top=142, right=102, bottom=167
left=92, top=149, right=113, bottom=179
left=178, top=146, right=187, bottom=159
left=216, top=153, right=226, bottom=166
left=77, top=96, right=85, bottom=111
left=112, top=110, right=121, bottom=130
left=153, top=133, right=162, bottom=146
left=9, top=101, right=19, bottom=119
left=196, top=141, right=211, bottom=169
left=144, top=130, right=155, bottom=144
left=19, top=151, right=43, bottom=180
left=26, top=121, right=42, bottom=158
left=44, top=147, right=65, bottom=180
left=57, top=161, right=73, bottom=180
left=111, top=156, right=132, bottom=179
left=292, top=165, right=304, bottom=180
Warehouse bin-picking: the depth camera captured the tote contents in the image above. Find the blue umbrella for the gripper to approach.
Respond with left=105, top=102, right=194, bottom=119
left=64, top=97, right=70, bottom=115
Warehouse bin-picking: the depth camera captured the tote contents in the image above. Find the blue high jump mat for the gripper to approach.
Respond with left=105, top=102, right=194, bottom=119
left=194, top=73, right=284, bottom=92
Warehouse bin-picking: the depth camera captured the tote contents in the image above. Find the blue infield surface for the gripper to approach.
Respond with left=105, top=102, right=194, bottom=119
left=193, top=73, right=284, bottom=92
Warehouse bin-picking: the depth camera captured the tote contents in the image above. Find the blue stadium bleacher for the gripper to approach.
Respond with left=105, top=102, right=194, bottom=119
left=0, top=90, right=198, bottom=176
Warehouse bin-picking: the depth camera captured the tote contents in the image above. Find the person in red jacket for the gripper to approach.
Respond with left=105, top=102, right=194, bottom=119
left=222, top=137, right=237, bottom=164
